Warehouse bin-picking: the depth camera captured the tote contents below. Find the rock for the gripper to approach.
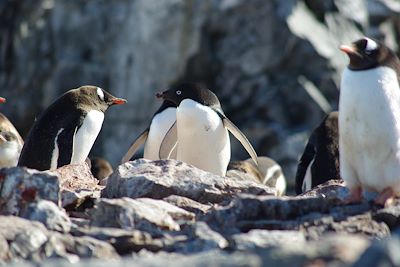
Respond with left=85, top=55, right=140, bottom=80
left=20, top=200, right=71, bottom=233
left=301, top=179, right=349, bottom=200
left=102, top=159, right=275, bottom=204
left=352, top=234, right=400, bottom=267
left=372, top=202, right=400, bottom=230
left=54, top=163, right=102, bottom=210
left=71, top=226, right=165, bottom=254
left=169, top=222, right=229, bottom=253
left=232, top=230, right=306, bottom=250
left=0, top=167, right=60, bottom=215
left=90, top=197, right=195, bottom=234
left=0, top=216, right=118, bottom=262
left=162, top=195, right=212, bottom=215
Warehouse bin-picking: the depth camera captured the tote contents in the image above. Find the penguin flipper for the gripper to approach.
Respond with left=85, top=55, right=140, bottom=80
left=159, top=122, right=178, bottom=159
left=221, top=116, right=259, bottom=166
left=295, top=133, right=316, bottom=195
left=57, top=125, right=79, bottom=168
left=121, top=129, right=149, bottom=164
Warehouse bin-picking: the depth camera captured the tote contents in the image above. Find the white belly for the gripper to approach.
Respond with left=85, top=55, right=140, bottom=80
left=176, top=99, right=230, bottom=177
left=71, top=110, right=104, bottom=164
left=144, top=107, right=177, bottom=160
left=339, top=66, right=400, bottom=192
left=0, top=140, right=21, bottom=167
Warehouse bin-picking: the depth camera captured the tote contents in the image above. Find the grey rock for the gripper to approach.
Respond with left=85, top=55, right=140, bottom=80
left=162, top=195, right=212, bottom=215
left=373, top=203, right=400, bottom=230
left=103, top=159, right=275, bottom=204
left=170, top=222, right=229, bottom=253
left=90, top=197, right=195, bottom=233
left=0, top=216, right=118, bottom=262
left=352, top=234, right=400, bottom=267
left=0, top=167, right=60, bottom=215
left=72, top=226, right=165, bottom=254
left=232, top=230, right=306, bottom=250
left=20, top=200, right=71, bottom=233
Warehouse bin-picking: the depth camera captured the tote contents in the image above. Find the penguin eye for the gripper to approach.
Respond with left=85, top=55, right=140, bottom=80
left=96, top=87, right=105, bottom=101
left=176, top=90, right=182, bottom=95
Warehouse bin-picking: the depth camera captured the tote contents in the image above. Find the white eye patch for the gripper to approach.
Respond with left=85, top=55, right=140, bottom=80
left=97, top=87, right=105, bottom=101
left=176, top=90, right=182, bottom=95
left=364, top=38, right=378, bottom=53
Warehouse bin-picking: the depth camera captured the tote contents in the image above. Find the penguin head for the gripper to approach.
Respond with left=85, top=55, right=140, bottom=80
left=70, top=86, right=126, bottom=112
left=156, top=82, right=221, bottom=108
left=340, top=37, right=397, bottom=70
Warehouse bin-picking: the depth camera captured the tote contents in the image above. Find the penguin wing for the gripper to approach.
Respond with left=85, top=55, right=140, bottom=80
left=159, top=122, right=178, bottom=159
left=294, top=133, right=316, bottom=195
left=120, top=129, right=149, bottom=164
left=56, top=115, right=84, bottom=167
left=214, top=110, right=258, bottom=166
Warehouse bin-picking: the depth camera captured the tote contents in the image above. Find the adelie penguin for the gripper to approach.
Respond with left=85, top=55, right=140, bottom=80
left=339, top=37, right=400, bottom=205
left=156, top=82, right=258, bottom=177
left=121, top=100, right=177, bottom=163
left=295, top=111, right=340, bottom=195
left=0, top=97, right=24, bottom=167
left=18, top=86, right=126, bottom=171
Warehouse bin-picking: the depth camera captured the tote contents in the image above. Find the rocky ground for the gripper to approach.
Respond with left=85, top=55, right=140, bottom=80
left=0, top=159, right=399, bottom=266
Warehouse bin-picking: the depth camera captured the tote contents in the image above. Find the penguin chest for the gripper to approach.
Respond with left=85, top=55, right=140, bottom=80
left=339, top=67, right=400, bottom=190
left=0, top=141, right=21, bottom=167
left=144, top=107, right=177, bottom=160
left=176, top=99, right=230, bottom=176
left=70, top=110, right=104, bottom=164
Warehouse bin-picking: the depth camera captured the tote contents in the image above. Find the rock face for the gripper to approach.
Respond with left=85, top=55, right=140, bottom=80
left=102, top=159, right=276, bottom=203
left=0, top=161, right=400, bottom=265
left=1, top=0, right=399, bottom=190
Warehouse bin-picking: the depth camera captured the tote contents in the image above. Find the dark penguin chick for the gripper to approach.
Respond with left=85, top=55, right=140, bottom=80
left=339, top=37, right=400, bottom=206
left=18, top=86, right=126, bottom=171
left=0, top=98, right=23, bottom=167
left=295, top=111, right=340, bottom=195
left=121, top=100, right=177, bottom=163
left=157, top=82, right=258, bottom=176
left=90, top=157, right=113, bottom=181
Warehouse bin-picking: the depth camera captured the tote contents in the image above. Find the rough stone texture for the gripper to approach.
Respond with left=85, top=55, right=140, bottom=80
left=90, top=197, right=195, bottom=233
left=162, top=195, right=212, bottom=215
left=20, top=200, right=71, bottom=233
left=0, top=167, right=60, bottom=215
left=102, top=159, right=275, bottom=203
left=232, top=230, right=306, bottom=250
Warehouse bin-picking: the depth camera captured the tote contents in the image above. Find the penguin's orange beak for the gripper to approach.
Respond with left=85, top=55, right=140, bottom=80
left=112, top=98, right=127, bottom=105
left=0, top=97, right=6, bottom=103
left=340, top=45, right=356, bottom=54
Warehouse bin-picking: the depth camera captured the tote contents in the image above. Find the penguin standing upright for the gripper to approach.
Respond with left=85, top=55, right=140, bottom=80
left=339, top=37, right=400, bottom=205
left=157, top=82, right=258, bottom=177
left=18, top=86, right=126, bottom=171
left=121, top=100, right=177, bottom=163
left=295, top=111, right=340, bottom=194
left=0, top=97, right=24, bottom=167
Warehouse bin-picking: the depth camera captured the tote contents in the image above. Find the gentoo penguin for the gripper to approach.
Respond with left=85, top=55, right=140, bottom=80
left=339, top=37, right=400, bottom=205
left=121, top=100, right=177, bottom=163
left=228, top=156, right=286, bottom=196
left=295, top=111, right=340, bottom=195
left=157, top=82, right=258, bottom=177
left=18, top=86, right=126, bottom=171
left=0, top=97, right=24, bottom=167
left=90, top=156, right=113, bottom=181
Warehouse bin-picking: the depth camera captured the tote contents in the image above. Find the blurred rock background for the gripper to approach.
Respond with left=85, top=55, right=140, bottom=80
left=0, top=0, right=399, bottom=191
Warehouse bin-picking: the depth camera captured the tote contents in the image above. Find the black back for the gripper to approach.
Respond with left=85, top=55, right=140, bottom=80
left=18, top=86, right=122, bottom=170
left=295, top=111, right=340, bottom=194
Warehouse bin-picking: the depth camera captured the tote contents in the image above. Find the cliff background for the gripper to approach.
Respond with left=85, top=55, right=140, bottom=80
left=1, top=0, right=399, bottom=190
